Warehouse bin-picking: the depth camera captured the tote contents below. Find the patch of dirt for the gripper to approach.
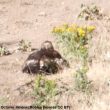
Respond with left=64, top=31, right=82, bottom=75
left=0, top=0, right=110, bottom=109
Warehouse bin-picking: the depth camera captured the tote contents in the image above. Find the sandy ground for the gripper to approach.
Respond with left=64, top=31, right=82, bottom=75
left=0, top=0, right=110, bottom=109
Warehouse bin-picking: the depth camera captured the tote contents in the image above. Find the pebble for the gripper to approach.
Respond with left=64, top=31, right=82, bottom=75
left=38, top=12, right=47, bottom=17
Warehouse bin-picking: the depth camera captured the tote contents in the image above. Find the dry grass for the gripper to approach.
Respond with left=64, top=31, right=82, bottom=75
left=0, top=0, right=110, bottom=110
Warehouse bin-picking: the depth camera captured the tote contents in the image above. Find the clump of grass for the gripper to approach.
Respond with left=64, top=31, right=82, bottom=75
left=18, top=39, right=32, bottom=52
left=0, top=97, right=8, bottom=106
left=75, top=66, right=92, bottom=93
left=78, top=4, right=104, bottom=20
left=0, top=44, right=11, bottom=56
left=34, top=75, right=57, bottom=106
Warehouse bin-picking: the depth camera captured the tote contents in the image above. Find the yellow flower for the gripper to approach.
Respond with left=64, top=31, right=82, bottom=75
left=52, top=27, right=63, bottom=33
left=80, top=46, right=85, bottom=49
left=77, top=28, right=86, bottom=37
left=87, top=26, right=96, bottom=33
left=67, top=27, right=75, bottom=33
left=66, top=24, right=78, bottom=33
left=71, top=24, right=78, bottom=29
left=62, top=24, right=69, bottom=29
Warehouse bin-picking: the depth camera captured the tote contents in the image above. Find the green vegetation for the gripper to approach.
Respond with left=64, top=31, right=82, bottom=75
left=0, top=97, right=8, bottom=106
left=52, top=24, right=95, bottom=60
left=52, top=23, right=95, bottom=93
left=18, top=39, right=32, bottom=52
left=34, top=75, right=57, bottom=106
left=74, top=67, right=92, bottom=93
left=78, top=4, right=103, bottom=20
left=0, top=44, right=10, bottom=56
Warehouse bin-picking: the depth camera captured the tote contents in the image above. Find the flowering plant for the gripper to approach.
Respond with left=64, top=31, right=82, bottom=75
left=52, top=24, right=95, bottom=61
